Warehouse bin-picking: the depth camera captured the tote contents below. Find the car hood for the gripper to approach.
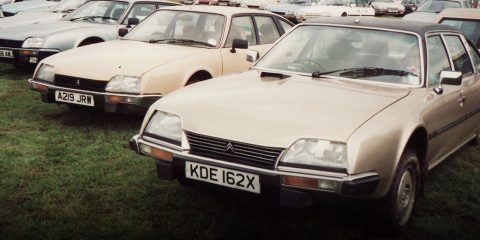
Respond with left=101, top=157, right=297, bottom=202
left=45, top=40, right=210, bottom=80
left=2, top=0, right=56, bottom=13
left=267, top=3, right=304, bottom=13
left=402, top=11, right=437, bottom=22
left=0, top=11, right=62, bottom=30
left=0, top=20, right=100, bottom=40
left=156, top=70, right=410, bottom=147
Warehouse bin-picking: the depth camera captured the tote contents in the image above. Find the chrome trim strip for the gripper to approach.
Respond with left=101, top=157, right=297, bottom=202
left=0, top=47, right=60, bottom=53
left=28, top=79, right=162, bottom=98
left=137, top=138, right=379, bottom=181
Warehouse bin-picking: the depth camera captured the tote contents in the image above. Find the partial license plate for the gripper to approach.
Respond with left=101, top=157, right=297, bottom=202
left=388, top=9, right=398, bottom=12
left=55, top=90, right=94, bottom=106
left=185, top=161, right=260, bottom=194
left=0, top=49, right=14, bottom=59
left=218, top=2, right=227, bottom=5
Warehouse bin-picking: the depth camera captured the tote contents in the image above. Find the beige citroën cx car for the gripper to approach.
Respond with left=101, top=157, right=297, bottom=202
left=130, top=17, right=480, bottom=235
left=28, top=6, right=293, bottom=113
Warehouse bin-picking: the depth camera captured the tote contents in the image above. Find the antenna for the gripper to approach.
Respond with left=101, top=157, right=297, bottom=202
left=355, top=14, right=362, bottom=23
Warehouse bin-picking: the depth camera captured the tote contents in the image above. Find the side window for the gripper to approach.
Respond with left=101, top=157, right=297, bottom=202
left=427, top=35, right=451, bottom=86
left=356, top=0, right=366, bottom=7
left=225, top=16, right=257, bottom=47
left=279, top=19, right=293, bottom=33
left=254, top=16, right=280, bottom=45
left=466, top=41, right=480, bottom=72
left=121, top=3, right=156, bottom=24
left=444, top=35, right=474, bottom=75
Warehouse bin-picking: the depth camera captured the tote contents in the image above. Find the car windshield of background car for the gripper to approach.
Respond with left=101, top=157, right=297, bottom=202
left=51, top=0, right=88, bottom=13
left=318, top=0, right=349, bottom=6
left=279, top=0, right=313, bottom=5
left=65, top=0, right=128, bottom=23
left=254, top=25, right=421, bottom=85
left=441, top=19, right=480, bottom=48
left=417, top=0, right=461, bottom=13
left=124, top=10, right=225, bottom=48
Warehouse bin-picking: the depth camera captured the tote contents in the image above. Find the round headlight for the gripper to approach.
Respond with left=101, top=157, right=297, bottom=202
left=34, top=64, right=55, bottom=82
left=144, top=111, right=183, bottom=145
left=280, top=139, right=347, bottom=169
left=22, top=37, right=45, bottom=48
left=106, top=75, right=141, bottom=94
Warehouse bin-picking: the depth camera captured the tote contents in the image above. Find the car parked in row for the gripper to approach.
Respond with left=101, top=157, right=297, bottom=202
left=370, top=0, right=405, bottom=16
left=0, top=0, right=180, bottom=67
left=402, top=0, right=472, bottom=22
left=0, top=0, right=88, bottom=30
left=435, top=8, right=480, bottom=48
left=28, top=6, right=293, bottom=113
left=0, top=0, right=61, bottom=17
left=130, top=17, right=480, bottom=235
left=266, top=0, right=319, bottom=23
left=401, top=0, right=421, bottom=14
left=294, top=0, right=374, bottom=21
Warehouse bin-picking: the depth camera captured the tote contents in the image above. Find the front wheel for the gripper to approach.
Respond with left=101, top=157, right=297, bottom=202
left=376, top=149, right=421, bottom=236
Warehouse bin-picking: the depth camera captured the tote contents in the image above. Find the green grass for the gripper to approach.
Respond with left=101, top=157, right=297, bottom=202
left=0, top=63, right=479, bottom=240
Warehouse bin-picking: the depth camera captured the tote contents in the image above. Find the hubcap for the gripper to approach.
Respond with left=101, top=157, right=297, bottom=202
left=396, top=169, right=415, bottom=226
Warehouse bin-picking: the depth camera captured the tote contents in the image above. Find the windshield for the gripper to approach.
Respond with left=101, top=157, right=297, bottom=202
left=125, top=10, right=226, bottom=48
left=51, top=0, right=88, bottom=13
left=417, top=0, right=461, bottom=13
left=64, top=0, right=128, bottom=24
left=279, top=0, right=312, bottom=4
left=318, top=0, right=349, bottom=6
left=255, top=25, right=421, bottom=85
left=441, top=19, right=480, bottom=48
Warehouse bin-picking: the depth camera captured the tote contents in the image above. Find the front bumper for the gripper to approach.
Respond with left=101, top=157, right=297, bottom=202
left=130, top=134, right=381, bottom=207
left=0, top=47, right=59, bottom=66
left=28, top=79, right=162, bottom=114
left=374, top=9, right=404, bottom=16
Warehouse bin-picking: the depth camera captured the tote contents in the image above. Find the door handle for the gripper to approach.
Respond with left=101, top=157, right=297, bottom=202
left=458, top=92, right=466, bottom=107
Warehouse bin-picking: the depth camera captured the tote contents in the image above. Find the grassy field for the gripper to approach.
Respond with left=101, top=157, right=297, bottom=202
left=0, top=62, right=479, bottom=240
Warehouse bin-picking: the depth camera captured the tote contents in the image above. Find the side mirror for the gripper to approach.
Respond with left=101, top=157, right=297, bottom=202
left=230, top=39, right=248, bottom=53
left=434, top=71, right=462, bottom=94
left=350, top=3, right=357, bottom=7
left=127, top=17, right=139, bottom=28
left=246, top=49, right=259, bottom=63
left=118, top=28, right=129, bottom=37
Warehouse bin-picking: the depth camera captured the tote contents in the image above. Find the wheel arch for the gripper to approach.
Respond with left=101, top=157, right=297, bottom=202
left=76, top=37, right=105, bottom=47
left=184, top=70, right=213, bottom=86
left=401, top=126, right=429, bottom=193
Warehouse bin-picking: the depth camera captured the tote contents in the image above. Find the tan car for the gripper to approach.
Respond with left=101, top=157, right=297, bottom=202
left=28, top=6, right=293, bottom=113
left=130, top=17, right=480, bottom=235
left=434, top=8, right=480, bottom=48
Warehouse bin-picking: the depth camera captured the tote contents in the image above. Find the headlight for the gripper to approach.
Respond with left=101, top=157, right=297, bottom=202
left=280, top=139, right=347, bottom=169
left=144, top=111, right=183, bottom=145
left=105, top=75, right=141, bottom=94
left=22, top=37, right=45, bottom=48
left=34, top=64, right=55, bottom=82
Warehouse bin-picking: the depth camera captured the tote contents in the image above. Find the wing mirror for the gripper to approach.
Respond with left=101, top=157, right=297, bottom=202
left=127, top=17, right=139, bottom=28
left=118, top=28, right=129, bottom=37
left=230, top=39, right=248, bottom=53
left=434, top=71, right=462, bottom=95
left=246, top=49, right=260, bottom=63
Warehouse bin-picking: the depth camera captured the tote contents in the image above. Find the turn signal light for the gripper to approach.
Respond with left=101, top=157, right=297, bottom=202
left=105, top=95, right=135, bottom=103
left=282, top=176, right=338, bottom=191
left=140, top=144, right=173, bottom=162
left=32, top=83, right=48, bottom=93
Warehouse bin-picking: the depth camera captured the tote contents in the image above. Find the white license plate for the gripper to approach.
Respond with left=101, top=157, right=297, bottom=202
left=388, top=10, right=398, bottom=12
left=185, top=161, right=260, bottom=194
left=0, top=49, right=13, bottom=59
left=55, top=90, right=94, bottom=106
left=218, top=2, right=227, bottom=5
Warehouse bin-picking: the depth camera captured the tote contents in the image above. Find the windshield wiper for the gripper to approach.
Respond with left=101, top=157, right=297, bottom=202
left=149, top=38, right=215, bottom=47
left=312, top=67, right=418, bottom=78
left=70, top=16, right=118, bottom=22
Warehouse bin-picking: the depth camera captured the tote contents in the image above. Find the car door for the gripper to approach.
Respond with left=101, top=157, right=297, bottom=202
left=425, top=34, right=466, bottom=166
left=220, top=15, right=280, bottom=74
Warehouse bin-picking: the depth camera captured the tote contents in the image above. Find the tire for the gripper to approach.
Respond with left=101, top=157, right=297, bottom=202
left=341, top=12, right=348, bottom=17
left=375, top=149, right=421, bottom=236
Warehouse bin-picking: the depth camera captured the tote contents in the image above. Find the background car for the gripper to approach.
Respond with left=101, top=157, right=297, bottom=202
left=370, top=0, right=405, bottom=16
left=0, top=0, right=88, bottom=30
left=265, top=0, right=319, bottom=23
left=28, top=6, right=294, bottom=113
left=401, top=0, right=422, bottom=14
left=0, top=0, right=180, bottom=67
left=130, top=17, right=480, bottom=236
left=294, top=0, right=374, bottom=21
left=402, top=0, right=472, bottom=22
left=0, top=0, right=61, bottom=17
left=435, top=8, right=480, bottom=48
left=238, top=0, right=278, bottom=9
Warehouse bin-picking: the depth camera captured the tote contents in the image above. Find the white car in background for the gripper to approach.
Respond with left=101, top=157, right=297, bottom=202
left=238, top=0, right=278, bottom=9
left=370, top=0, right=405, bottom=16
left=295, top=0, right=374, bottom=21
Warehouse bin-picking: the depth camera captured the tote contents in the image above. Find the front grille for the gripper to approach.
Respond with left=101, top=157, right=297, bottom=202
left=0, top=39, right=23, bottom=48
left=54, top=74, right=107, bottom=92
left=186, top=131, right=285, bottom=169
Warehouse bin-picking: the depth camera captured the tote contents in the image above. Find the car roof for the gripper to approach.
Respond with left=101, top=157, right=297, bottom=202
left=304, top=16, right=461, bottom=36
left=434, top=8, right=480, bottom=22
left=160, top=5, right=278, bottom=15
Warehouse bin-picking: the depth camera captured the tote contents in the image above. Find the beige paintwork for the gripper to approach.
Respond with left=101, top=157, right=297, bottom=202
left=434, top=8, right=480, bottom=22
left=35, top=6, right=286, bottom=96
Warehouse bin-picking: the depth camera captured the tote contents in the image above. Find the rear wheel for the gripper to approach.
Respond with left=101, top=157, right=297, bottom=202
left=375, top=149, right=421, bottom=236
